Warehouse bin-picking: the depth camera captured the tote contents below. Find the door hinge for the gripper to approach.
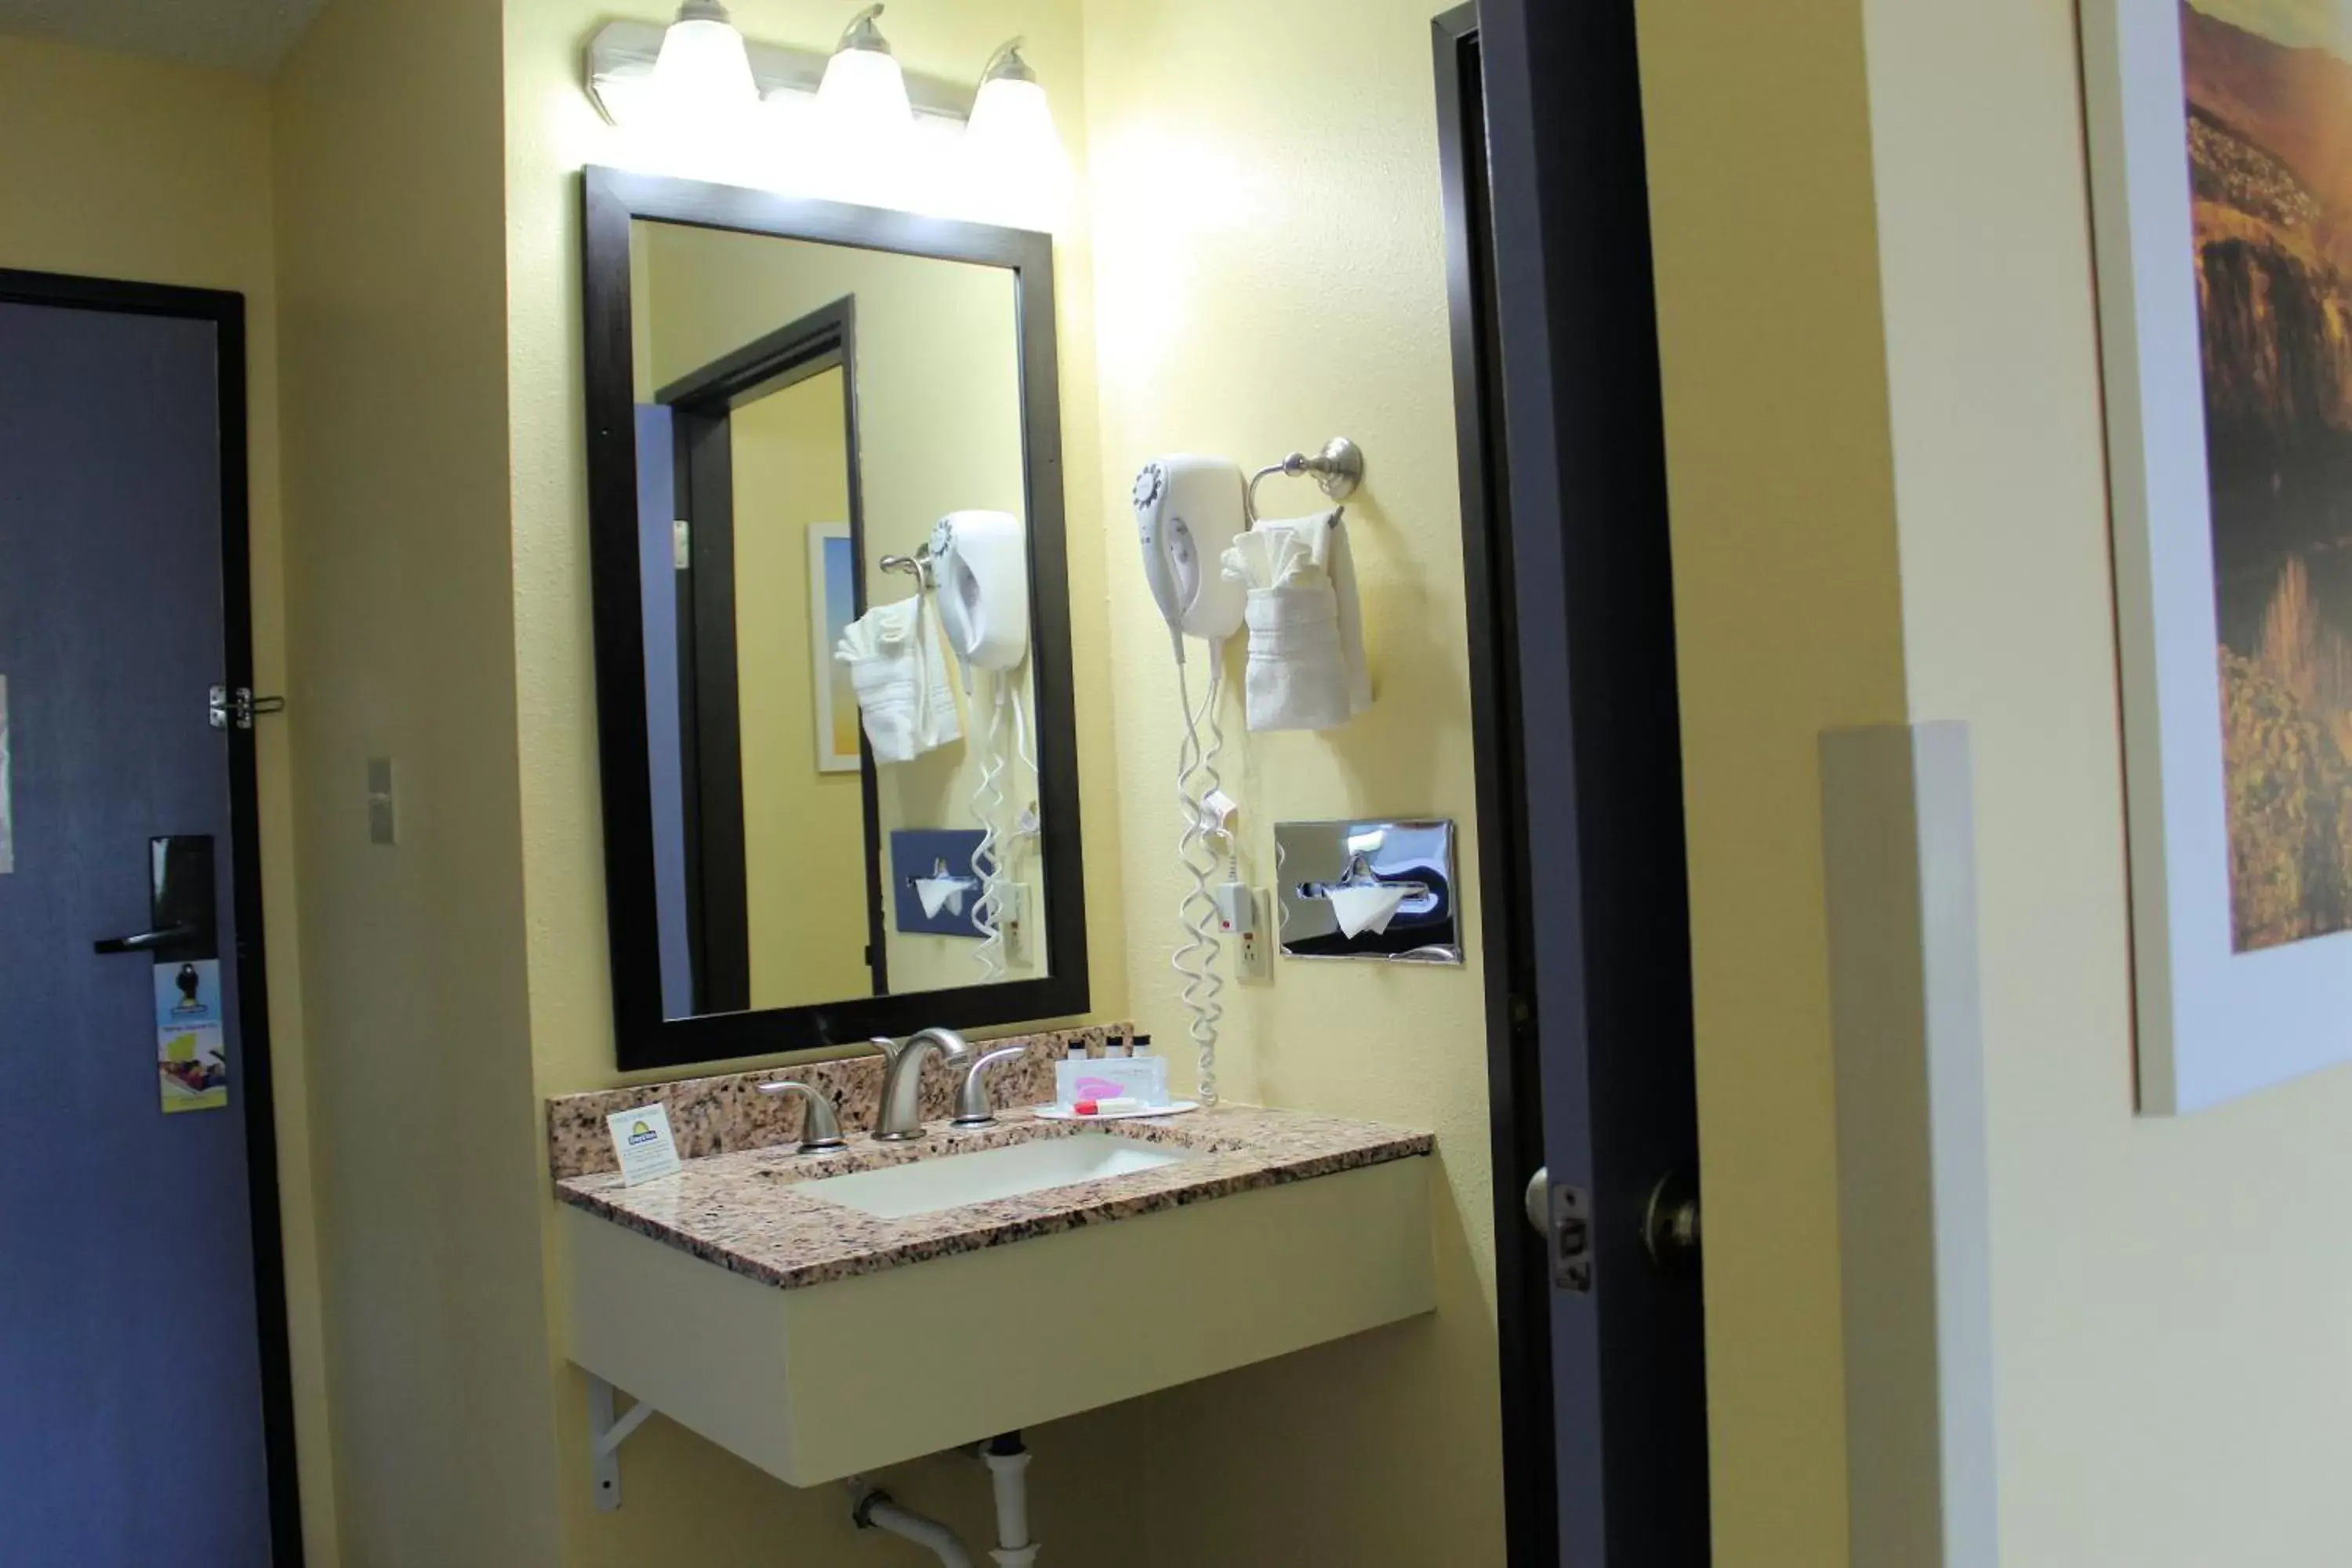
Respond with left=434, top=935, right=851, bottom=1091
left=209, top=685, right=286, bottom=731
left=673, top=519, right=691, bottom=570
left=1523, top=1168, right=1594, bottom=1294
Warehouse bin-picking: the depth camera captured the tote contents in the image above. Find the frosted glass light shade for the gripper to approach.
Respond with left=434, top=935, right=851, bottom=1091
left=653, top=8, right=757, bottom=119
left=964, top=74, right=1072, bottom=229
left=817, top=45, right=913, bottom=142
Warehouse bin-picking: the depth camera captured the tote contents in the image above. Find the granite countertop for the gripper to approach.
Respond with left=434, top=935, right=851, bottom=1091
left=554, top=1104, right=1433, bottom=1291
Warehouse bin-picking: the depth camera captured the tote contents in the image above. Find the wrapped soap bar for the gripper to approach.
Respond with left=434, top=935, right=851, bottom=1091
left=1054, top=1047, right=1170, bottom=1109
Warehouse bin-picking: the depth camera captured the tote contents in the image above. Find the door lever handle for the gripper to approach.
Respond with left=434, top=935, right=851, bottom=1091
left=93, top=923, right=198, bottom=956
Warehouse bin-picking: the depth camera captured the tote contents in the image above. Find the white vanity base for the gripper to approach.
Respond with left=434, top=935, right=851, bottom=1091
left=561, top=1156, right=1435, bottom=1487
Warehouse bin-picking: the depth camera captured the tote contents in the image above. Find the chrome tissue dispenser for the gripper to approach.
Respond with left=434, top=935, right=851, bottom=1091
left=1272, top=818, right=1462, bottom=964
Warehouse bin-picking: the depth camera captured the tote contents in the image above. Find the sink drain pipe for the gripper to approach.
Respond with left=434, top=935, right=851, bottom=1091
left=983, top=1433, right=1039, bottom=1566
left=845, top=1432, right=1041, bottom=1566
left=851, top=1481, right=974, bottom=1568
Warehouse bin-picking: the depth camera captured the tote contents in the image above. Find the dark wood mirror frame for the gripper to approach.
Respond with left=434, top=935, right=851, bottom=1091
left=581, top=165, right=1089, bottom=1072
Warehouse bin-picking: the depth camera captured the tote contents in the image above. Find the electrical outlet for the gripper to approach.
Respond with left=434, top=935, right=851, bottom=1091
left=1002, top=882, right=1034, bottom=964
left=1234, top=887, right=1272, bottom=983
left=365, top=757, right=397, bottom=847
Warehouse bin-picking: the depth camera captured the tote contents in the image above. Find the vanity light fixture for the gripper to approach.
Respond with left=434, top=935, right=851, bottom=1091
left=580, top=8, right=1072, bottom=228
left=650, top=0, right=758, bottom=120
left=816, top=5, right=914, bottom=143
left=963, top=40, right=1073, bottom=228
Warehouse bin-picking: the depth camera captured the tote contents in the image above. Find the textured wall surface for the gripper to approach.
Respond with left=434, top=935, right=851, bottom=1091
left=0, top=34, right=339, bottom=1565
left=1869, top=0, right=2352, bottom=1560
left=1079, top=0, right=1505, bottom=1560
left=1635, top=0, right=1906, bottom=1556
left=724, top=376, right=871, bottom=1007
left=274, top=0, right=565, bottom=1559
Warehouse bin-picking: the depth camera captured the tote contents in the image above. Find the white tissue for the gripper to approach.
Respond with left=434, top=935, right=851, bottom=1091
left=916, top=877, right=968, bottom=918
left=1328, top=884, right=1408, bottom=938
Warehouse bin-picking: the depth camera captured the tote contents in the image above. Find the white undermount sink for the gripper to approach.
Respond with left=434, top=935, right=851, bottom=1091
left=804, top=1131, right=1198, bottom=1220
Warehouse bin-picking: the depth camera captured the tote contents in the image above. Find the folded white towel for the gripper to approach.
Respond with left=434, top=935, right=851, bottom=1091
left=1221, top=509, right=1372, bottom=732
left=835, top=597, right=962, bottom=764
left=1241, top=581, right=1351, bottom=731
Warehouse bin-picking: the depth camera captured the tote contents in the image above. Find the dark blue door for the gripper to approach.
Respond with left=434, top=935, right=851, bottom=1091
left=0, top=298, right=278, bottom=1563
left=1438, top=6, right=1712, bottom=1563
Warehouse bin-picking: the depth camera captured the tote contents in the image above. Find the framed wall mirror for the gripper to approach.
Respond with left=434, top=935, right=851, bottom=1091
left=581, top=166, right=1087, bottom=1071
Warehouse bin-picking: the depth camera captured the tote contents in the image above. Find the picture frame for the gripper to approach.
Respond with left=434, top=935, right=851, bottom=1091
left=2082, top=0, right=2352, bottom=1112
left=808, top=521, right=860, bottom=774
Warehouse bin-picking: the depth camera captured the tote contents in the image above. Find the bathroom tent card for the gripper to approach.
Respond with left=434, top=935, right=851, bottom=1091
left=607, top=1104, right=683, bottom=1186
left=156, top=960, right=227, bottom=1113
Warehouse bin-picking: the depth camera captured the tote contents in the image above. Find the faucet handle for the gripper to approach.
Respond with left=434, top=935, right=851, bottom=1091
left=758, top=1081, right=847, bottom=1153
left=867, top=1034, right=904, bottom=1064
left=951, top=1044, right=1028, bottom=1129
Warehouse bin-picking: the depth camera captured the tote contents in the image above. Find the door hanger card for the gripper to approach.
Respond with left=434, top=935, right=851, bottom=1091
left=157, top=960, right=228, bottom=1113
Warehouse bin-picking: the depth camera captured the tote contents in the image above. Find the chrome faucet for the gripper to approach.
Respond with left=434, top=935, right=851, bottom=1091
left=951, top=1044, right=1028, bottom=1129
left=871, top=1028, right=974, bottom=1142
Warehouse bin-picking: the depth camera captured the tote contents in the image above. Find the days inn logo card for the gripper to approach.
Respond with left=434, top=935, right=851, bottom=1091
left=605, top=1103, right=683, bottom=1186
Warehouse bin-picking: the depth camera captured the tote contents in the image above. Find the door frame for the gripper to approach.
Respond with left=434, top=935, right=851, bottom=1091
left=0, top=267, right=305, bottom=1566
left=1435, top=4, right=1713, bottom=1562
left=1433, top=9, right=1555, bottom=1563
left=655, top=296, right=888, bottom=1012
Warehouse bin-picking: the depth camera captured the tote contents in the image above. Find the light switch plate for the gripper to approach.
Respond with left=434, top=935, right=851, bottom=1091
left=365, top=757, right=397, bottom=847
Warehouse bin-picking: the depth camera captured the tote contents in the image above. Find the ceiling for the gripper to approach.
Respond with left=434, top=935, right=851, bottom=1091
left=0, top=0, right=330, bottom=74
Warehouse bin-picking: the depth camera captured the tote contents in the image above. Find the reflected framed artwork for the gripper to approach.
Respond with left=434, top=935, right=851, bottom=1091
left=808, top=521, right=859, bottom=774
left=2084, top=0, right=2352, bottom=1111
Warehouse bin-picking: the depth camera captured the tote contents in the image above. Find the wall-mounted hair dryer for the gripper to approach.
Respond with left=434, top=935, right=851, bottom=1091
left=929, top=510, right=1035, bottom=985
left=930, top=510, right=1029, bottom=681
left=1134, top=456, right=1247, bottom=662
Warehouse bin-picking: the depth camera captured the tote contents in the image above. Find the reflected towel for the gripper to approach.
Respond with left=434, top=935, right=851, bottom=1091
left=836, top=597, right=962, bottom=763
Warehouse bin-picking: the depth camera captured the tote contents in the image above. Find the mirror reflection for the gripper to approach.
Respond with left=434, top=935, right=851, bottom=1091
left=628, top=219, right=1047, bottom=1019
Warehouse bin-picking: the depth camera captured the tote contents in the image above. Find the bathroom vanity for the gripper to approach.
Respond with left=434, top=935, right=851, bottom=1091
left=565, top=165, right=1437, bottom=1508
left=547, top=1029, right=1433, bottom=1491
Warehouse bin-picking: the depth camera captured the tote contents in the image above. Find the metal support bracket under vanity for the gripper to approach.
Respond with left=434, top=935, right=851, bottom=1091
left=586, top=1374, right=659, bottom=1512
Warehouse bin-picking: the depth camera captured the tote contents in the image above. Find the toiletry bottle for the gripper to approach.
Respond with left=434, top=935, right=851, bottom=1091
left=1055, top=1039, right=1091, bottom=1110
left=1123, top=1035, right=1168, bottom=1106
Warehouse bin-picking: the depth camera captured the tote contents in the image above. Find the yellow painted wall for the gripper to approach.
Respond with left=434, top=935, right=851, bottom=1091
left=0, top=34, right=339, bottom=1566
left=637, top=221, right=1041, bottom=995
left=1078, top=0, right=1504, bottom=1560
left=272, top=0, right=566, bottom=1561
left=728, top=372, right=871, bottom=1007
left=501, top=2, right=1138, bottom=1561
left=1633, top=0, right=1907, bottom=1556
left=1864, top=2, right=2352, bottom=1560
left=35, top=0, right=2340, bottom=1560
left=1644, top=0, right=2352, bottom=1559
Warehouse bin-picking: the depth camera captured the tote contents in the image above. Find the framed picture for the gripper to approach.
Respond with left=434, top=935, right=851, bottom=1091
left=808, top=522, right=861, bottom=774
left=2084, top=0, right=2352, bottom=1112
